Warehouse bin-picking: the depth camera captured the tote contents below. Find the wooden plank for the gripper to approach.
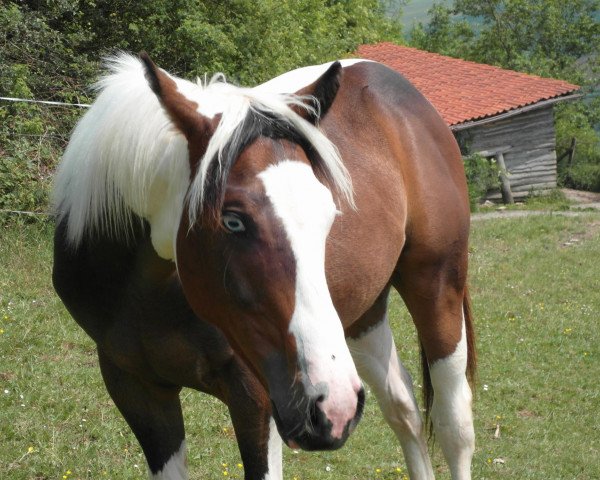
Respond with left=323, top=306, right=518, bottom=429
left=458, top=105, right=559, bottom=198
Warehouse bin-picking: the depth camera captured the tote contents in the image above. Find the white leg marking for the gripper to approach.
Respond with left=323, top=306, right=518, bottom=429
left=347, top=318, right=434, bottom=480
left=263, top=417, right=283, bottom=480
left=429, top=316, right=474, bottom=480
left=259, top=161, right=361, bottom=438
left=150, top=440, right=188, bottom=480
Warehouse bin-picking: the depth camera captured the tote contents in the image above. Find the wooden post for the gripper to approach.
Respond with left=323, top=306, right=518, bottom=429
left=475, top=146, right=514, bottom=205
left=496, top=152, right=514, bottom=204
left=567, top=137, right=577, bottom=168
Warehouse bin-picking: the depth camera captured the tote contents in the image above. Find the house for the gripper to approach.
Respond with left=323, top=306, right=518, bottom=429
left=356, top=43, right=581, bottom=200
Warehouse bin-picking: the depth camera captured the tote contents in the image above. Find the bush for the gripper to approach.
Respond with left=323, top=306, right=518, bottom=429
left=463, top=153, right=500, bottom=209
left=0, top=101, right=76, bottom=222
left=567, top=161, right=600, bottom=192
left=555, top=101, right=600, bottom=192
left=0, top=147, right=48, bottom=214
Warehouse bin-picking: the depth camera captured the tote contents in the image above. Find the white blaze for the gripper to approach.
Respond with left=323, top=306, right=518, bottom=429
left=259, top=160, right=361, bottom=439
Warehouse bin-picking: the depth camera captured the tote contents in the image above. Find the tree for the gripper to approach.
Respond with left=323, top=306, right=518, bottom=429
left=0, top=0, right=403, bottom=216
left=409, top=3, right=475, bottom=58
left=452, top=0, right=600, bottom=79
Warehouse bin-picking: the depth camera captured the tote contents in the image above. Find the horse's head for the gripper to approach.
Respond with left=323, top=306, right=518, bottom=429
left=141, top=55, right=364, bottom=450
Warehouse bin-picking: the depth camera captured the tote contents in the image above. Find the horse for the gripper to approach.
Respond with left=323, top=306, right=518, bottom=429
left=53, top=52, right=476, bottom=479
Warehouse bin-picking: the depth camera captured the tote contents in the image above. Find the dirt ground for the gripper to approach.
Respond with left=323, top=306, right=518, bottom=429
left=472, top=189, right=600, bottom=221
left=561, top=188, right=600, bottom=205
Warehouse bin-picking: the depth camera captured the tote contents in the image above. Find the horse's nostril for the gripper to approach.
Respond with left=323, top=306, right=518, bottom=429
left=308, top=392, right=328, bottom=431
left=356, top=386, right=366, bottom=421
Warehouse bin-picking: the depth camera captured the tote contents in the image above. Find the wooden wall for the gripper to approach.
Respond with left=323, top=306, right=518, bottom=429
left=455, top=105, right=558, bottom=198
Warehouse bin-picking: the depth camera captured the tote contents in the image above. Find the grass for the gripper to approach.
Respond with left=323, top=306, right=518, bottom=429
left=1, top=212, right=599, bottom=479
left=473, top=189, right=573, bottom=214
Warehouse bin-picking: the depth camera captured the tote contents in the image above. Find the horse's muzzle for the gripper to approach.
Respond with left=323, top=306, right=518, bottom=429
left=271, top=385, right=365, bottom=451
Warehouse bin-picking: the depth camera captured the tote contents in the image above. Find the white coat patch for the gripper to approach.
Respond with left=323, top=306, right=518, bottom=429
left=151, top=440, right=188, bottom=480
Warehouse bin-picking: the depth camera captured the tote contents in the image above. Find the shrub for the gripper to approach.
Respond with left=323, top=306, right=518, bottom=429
left=567, top=161, right=600, bottom=192
left=463, top=153, right=500, bottom=209
left=555, top=101, right=600, bottom=192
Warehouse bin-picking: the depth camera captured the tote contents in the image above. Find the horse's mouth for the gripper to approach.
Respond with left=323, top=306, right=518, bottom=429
left=270, top=387, right=365, bottom=451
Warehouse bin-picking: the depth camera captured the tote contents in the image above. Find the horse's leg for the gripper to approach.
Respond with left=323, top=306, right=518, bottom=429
left=220, top=357, right=282, bottom=480
left=229, top=412, right=281, bottom=480
left=346, top=290, right=434, bottom=480
left=394, top=269, right=475, bottom=480
left=97, top=349, right=187, bottom=480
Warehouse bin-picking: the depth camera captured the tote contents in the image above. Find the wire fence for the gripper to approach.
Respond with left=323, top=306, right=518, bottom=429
left=0, top=96, right=91, bottom=108
left=1, top=96, right=89, bottom=218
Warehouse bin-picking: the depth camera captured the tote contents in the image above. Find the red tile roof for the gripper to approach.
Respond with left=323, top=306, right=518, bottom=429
left=356, top=43, right=580, bottom=126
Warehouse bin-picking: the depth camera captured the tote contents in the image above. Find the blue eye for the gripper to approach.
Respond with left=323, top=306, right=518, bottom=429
left=222, top=212, right=246, bottom=233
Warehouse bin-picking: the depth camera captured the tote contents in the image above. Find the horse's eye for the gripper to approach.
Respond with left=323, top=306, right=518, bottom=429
left=222, top=212, right=246, bottom=233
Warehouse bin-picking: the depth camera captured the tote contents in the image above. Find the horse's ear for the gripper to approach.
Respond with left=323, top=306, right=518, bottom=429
left=139, top=52, right=210, bottom=140
left=295, top=61, right=342, bottom=125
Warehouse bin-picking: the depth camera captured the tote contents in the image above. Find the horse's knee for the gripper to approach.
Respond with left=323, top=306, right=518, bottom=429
left=381, top=393, right=424, bottom=438
left=350, top=328, right=424, bottom=439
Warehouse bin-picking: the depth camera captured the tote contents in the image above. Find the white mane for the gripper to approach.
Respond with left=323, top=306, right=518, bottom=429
left=53, top=53, right=353, bottom=259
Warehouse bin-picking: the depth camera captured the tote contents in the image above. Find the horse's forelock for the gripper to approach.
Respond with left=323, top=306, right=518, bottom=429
left=186, top=91, right=354, bottom=230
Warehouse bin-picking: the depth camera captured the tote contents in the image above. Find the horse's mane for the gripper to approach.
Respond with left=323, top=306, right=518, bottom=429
left=53, top=53, right=353, bottom=248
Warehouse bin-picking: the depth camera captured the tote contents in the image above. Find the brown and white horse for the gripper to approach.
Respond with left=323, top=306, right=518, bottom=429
left=53, top=53, right=476, bottom=479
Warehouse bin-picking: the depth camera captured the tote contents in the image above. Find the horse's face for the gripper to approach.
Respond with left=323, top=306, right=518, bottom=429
left=141, top=54, right=363, bottom=450
left=176, top=139, right=364, bottom=450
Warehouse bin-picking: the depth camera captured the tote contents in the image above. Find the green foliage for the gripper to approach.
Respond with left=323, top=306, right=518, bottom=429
left=451, top=0, right=600, bottom=77
left=0, top=145, right=47, bottom=214
left=567, top=161, right=600, bottom=192
left=408, top=3, right=475, bottom=57
left=0, top=0, right=403, bottom=219
left=0, top=2, right=94, bottom=219
left=524, top=188, right=571, bottom=210
left=555, top=100, right=600, bottom=192
left=463, top=153, right=500, bottom=209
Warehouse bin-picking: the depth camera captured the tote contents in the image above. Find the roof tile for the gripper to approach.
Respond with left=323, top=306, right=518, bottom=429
left=355, top=43, right=579, bottom=126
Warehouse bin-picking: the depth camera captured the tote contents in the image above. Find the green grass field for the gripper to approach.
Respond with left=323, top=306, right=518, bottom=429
left=1, top=212, right=599, bottom=479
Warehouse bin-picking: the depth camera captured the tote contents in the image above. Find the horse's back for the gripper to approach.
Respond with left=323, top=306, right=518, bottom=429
left=338, top=61, right=466, bottom=192
left=332, top=60, right=469, bottom=237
